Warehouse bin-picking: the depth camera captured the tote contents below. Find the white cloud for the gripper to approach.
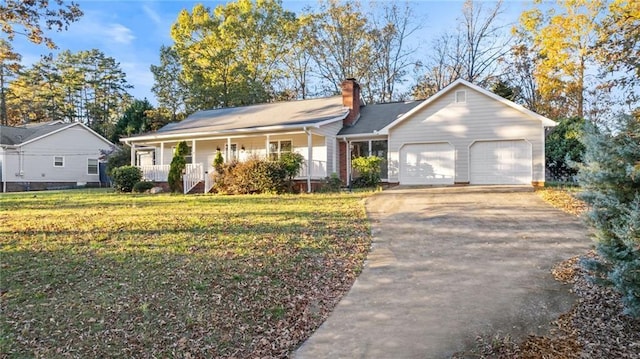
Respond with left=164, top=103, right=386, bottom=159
left=105, top=23, right=135, bottom=45
left=142, top=4, right=162, bottom=26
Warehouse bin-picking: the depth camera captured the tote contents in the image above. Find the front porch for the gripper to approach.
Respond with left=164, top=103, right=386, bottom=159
left=129, top=131, right=334, bottom=194
left=137, top=159, right=329, bottom=194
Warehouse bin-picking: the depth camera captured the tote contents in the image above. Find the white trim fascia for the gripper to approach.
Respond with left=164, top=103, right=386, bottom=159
left=19, top=122, right=114, bottom=147
left=339, top=133, right=388, bottom=140
left=379, top=79, right=557, bottom=134
left=312, top=113, right=349, bottom=128
left=127, top=130, right=308, bottom=146
left=120, top=122, right=331, bottom=143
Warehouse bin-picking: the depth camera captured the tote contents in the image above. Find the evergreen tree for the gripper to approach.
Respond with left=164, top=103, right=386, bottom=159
left=168, top=141, right=190, bottom=193
left=578, top=111, right=640, bottom=317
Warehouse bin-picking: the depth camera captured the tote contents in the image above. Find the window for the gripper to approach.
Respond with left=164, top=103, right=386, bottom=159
left=87, top=159, right=98, bottom=175
left=455, top=90, right=466, bottom=103
left=269, top=140, right=292, bottom=160
left=226, top=143, right=237, bottom=161
left=172, top=145, right=193, bottom=164
left=54, top=156, right=64, bottom=167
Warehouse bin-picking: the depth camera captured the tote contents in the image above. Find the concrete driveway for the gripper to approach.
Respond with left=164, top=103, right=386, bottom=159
left=295, top=186, right=591, bottom=358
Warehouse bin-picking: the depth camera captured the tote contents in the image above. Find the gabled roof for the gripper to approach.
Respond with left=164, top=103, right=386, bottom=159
left=380, top=79, right=557, bottom=134
left=123, top=96, right=349, bottom=142
left=0, top=122, right=113, bottom=147
left=338, top=100, right=424, bottom=137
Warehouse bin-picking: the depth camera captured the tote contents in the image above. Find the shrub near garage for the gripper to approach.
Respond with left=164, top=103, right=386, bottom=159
left=351, top=156, right=382, bottom=188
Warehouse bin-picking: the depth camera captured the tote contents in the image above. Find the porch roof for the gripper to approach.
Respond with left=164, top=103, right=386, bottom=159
left=338, top=100, right=424, bottom=136
left=122, top=96, right=348, bottom=142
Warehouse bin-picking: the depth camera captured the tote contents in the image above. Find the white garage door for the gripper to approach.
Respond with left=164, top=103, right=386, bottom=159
left=470, top=140, right=532, bottom=185
left=400, top=143, right=455, bottom=185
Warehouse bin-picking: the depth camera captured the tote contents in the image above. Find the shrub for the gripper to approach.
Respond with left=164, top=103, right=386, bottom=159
left=213, top=150, right=224, bottom=173
left=111, top=166, right=142, bottom=192
left=168, top=141, right=189, bottom=193
left=279, top=152, right=304, bottom=179
left=133, top=181, right=154, bottom=193
left=320, top=173, right=343, bottom=193
left=577, top=112, right=640, bottom=317
left=213, top=157, right=287, bottom=194
left=351, top=156, right=382, bottom=188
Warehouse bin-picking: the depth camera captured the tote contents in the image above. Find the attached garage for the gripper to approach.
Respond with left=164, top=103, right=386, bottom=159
left=469, top=140, right=532, bottom=185
left=399, top=143, right=455, bottom=185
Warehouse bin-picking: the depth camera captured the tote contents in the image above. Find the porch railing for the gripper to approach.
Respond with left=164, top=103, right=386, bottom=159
left=139, top=164, right=169, bottom=182
left=183, top=163, right=204, bottom=194
left=296, top=160, right=327, bottom=179
left=204, top=170, right=216, bottom=193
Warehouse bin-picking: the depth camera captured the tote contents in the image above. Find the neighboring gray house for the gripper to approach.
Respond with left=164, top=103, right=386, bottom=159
left=0, top=121, right=114, bottom=192
left=122, top=79, right=556, bottom=193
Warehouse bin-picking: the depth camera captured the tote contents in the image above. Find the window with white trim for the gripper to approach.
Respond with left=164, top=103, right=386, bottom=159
left=269, top=140, right=292, bottom=160
left=225, top=143, right=238, bottom=162
left=87, top=159, right=98, bottom=175
left=54, top=156, right=64, bottom=167
left=455, top=90, right=466, bottom=103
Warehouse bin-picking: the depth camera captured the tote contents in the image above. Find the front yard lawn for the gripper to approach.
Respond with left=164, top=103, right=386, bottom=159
left=0, top=190, right=371, bottom=358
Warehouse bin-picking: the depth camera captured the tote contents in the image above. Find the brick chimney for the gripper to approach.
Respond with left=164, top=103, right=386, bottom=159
left=341, top=78, right=361, bottom=126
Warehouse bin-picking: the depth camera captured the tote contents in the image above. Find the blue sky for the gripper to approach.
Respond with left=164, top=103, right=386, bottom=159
left=10, top=0, right=530, bottom=104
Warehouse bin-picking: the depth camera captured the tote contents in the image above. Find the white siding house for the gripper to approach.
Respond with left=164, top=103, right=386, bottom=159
left=0, top=122, right=114, bottom=192
left=122, top=79, right=556, bottom=193
left=380, top=80, right=556, bottom=186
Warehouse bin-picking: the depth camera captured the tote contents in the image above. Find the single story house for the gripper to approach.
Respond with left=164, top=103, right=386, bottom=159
left=121, top=79, right=556, bottom=193
left=0, top=121, right=114, bottom=192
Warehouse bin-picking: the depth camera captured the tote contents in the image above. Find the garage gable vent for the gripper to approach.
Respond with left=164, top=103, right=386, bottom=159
left=455, top=90, right=466, bottom=103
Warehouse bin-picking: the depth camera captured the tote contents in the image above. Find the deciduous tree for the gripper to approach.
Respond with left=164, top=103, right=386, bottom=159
left=170, top=0, right=298, bottom=108
left=367, top=2, right=419, bottom=102
left=305, top=0, right=372, bottom=97
left=150, top=46, right=187, bottom=121
left=0, top=0, right=82, bottom=49
left=596, top=0, right=640, bottom=106
left=412, top=0, right=509, bottom=97
left=516, top=0, right=607, bottom=119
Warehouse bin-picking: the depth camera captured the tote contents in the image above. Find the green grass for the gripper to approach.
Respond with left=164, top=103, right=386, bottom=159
left=0, top=190, right=371, bottom=358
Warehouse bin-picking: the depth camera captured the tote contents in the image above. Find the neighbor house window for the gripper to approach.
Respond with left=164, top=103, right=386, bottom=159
left=269, top=140, right=292, bottom=160
left=87, top=159, right=98, bottom=175
left=455, top=90, right=466, bottom=103
left=54, top=156, right=64, bottom=167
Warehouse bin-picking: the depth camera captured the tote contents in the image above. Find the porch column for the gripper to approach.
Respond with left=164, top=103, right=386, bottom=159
left=265, top=134, right=270, bottom=159
left=160, top=142, right=164, bottom=165
left=307, top=130, right=312, bottom=193
left=191, top=139, right=196, bottom=164
left=226, top=137, right=232, bottom=162
left=130, top=143, right=136, bottom=166
left=346, top=140, right=351, bottom=186
left=332, top=137, right=337, bottom=173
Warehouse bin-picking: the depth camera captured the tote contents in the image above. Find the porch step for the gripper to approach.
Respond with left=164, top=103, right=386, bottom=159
left=187, top=181, right=205, bottom=194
